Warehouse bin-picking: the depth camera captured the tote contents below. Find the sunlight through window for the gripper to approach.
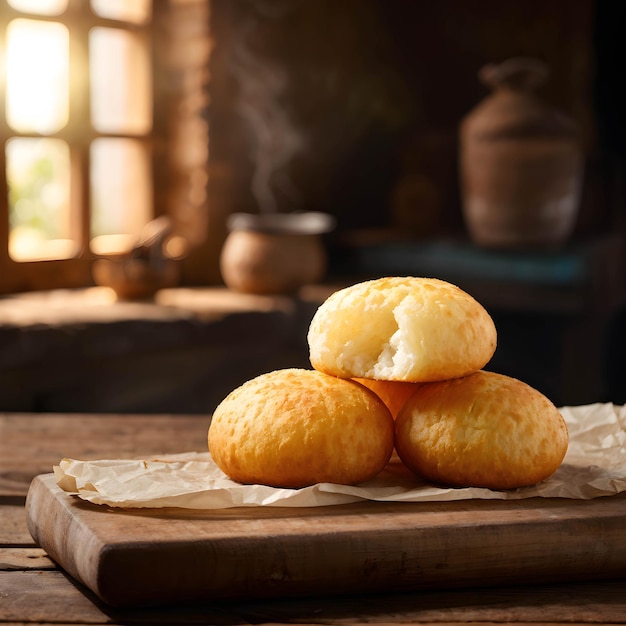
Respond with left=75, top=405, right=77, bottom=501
left=2, top=1, right=155, bottom=265
left=90, top=139, right=152, bottom=256
left=7, top=0, right=68, bottom=15
left=90, top=27, right=152, bottom=135
left=6, top=19, right=69, bottom=134
left=6, top=138, right=74, bottom=261
left=90, top=0, right=151, bottom=24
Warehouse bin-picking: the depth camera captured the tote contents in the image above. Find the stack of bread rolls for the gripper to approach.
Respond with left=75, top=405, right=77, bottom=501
left=208, top=276, right=568, bottom=490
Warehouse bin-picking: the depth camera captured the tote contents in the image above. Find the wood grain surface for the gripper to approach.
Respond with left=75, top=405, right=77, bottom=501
left=3, top=568, right=626, bottom=625
left=4, top=411, right=626, bottom=625
left=0, top=412, right=210, bottom=496
left=27, top=472, right=626, bottom=608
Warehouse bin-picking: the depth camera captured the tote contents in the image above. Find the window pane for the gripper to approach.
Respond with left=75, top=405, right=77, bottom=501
left=89, top=27, right=152, bottom=135
left=7, top=0, right=68, bottom=15
left=6, top=138, right=74, bottom=261
left=90, top=0, right=151, bottom=24
left=6, top=19, right=69, bottom=134
left=90, top=139, right=152, bottom=255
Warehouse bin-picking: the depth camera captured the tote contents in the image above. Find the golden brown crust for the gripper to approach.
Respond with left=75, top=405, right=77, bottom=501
left=208, top=368, right=395, bottom=488
left=394, top=370, right=569, bottom=489
left=308, top=277, right=497, bottom=382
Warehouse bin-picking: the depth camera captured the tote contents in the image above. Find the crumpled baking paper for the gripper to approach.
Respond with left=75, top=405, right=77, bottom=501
left=54, top=402, right=626, bottom=509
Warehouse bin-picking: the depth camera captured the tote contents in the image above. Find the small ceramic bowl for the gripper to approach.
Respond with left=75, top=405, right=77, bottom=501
left=92, top=257, right=180, bottom=300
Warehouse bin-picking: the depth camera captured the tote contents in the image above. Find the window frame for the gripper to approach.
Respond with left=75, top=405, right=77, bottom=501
left=0, top=0, right=160, bottom=293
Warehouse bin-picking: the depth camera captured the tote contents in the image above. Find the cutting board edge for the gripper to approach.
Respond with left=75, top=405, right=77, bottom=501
left=25, top=473, right=626, bottom=609
left=26, top=474, right=105, bottom=597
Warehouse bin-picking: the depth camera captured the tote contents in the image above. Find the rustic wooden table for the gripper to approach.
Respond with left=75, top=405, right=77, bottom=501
left=2, top=412, right=626, bottom=625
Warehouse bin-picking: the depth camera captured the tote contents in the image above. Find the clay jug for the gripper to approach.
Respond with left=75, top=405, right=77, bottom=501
left=219, top=212, right=335, bottom=295
left=459, top=57, right=584, bottom=249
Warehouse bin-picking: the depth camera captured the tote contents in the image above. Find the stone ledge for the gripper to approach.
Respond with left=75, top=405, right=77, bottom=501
left=0, top=286, right=302, bottom=326
left=0, top=286, right=331, bottom=414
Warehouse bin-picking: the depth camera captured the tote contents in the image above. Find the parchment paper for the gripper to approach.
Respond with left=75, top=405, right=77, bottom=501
left=54, top=402, right=626, bottom=509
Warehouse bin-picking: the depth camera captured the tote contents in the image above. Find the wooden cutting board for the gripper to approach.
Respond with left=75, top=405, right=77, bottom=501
left=26, top=473, right=626, bottom=608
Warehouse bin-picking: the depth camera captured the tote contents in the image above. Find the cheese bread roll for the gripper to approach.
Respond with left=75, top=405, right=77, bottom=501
left=308, top=276, right=497, bottom=382
left=395, top=370, right=569, bottom=490
left=208, top=368, right=395, bottom=488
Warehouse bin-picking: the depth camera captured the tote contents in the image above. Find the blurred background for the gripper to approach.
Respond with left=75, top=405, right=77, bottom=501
left=0, top=0, right=625, bottom=413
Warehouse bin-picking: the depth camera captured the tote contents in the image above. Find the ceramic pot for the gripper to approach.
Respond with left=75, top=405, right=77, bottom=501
left=219, top=212, right=335, bottom=295
left=459, top=57, right=584, bottom=249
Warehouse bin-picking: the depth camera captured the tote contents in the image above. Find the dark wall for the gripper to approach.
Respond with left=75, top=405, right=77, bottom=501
left=206, top=0, right=626, bottom=406
left=208, top=0, right=621, bottom=242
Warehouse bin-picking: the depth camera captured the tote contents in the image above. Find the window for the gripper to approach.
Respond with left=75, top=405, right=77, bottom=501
left=0, top=0, right=211, bottom=293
